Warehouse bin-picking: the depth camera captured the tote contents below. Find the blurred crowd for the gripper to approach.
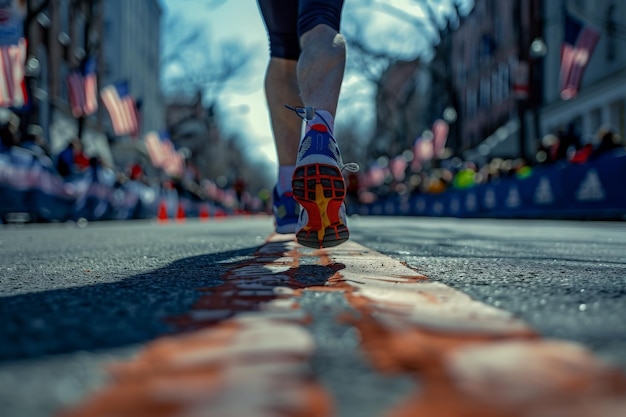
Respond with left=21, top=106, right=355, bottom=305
left=3, top=106, right=625, bottom=221
left=350, top=123, right=626, bottom=205
left=0, top=111, right=266, bottom=222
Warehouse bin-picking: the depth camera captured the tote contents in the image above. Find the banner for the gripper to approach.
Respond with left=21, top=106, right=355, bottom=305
left=356, top=151, right=626, bottom=220
left=560, top=9, right=600, bottom=100
left=512, top=59, right=529, bottom=99
left=0, top=36, right=26, bottom=108
left=144, top=130, right=184, bottom=178
left=67, top=57, right=98, bottom=117
left=100, top=80, right=139, bottom=136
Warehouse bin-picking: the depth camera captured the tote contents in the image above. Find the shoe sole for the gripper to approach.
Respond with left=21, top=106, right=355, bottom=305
left=292, top=163, right=349, bottom=249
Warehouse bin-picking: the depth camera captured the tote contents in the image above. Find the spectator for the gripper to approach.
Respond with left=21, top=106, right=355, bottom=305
left=0, top=110, right=20, bottom=152
left=554, top=123, right=581, bottom=162
left=590, top=128, right=623, bottom=159
left=21, top=125, right=50, bottom=159
left=127, top=160, right=145, bottom=182
left=570, top=143, right=593, bottom=164
left=73, top=139, right=90, bottom=171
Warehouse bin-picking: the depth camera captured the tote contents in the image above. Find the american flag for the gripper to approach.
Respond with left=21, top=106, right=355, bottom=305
left=67, top=57, right=98, bottom=117
left=100, top=80, right=139, bottom=136
left=145, top=130, right=168, bottom=168
left=560, top=10, right=600, bottom=100
left=0, top=37, right=27, bottom=108
left=144, top=130, right=184, bottom=177
left=432, top=119, right=449, bottom=158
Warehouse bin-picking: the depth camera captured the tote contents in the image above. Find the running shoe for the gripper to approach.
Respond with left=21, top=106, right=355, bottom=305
left=291, top=111, right=358, bottom=248
left=272, top=187, right=299, bottom=234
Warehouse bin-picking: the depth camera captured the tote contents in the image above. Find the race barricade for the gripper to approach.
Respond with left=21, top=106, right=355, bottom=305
left=358, top=150, right=626, bottom=220
left=1, top=147, right=160, bottom=223
left=0, top=147, right=75, bottom=222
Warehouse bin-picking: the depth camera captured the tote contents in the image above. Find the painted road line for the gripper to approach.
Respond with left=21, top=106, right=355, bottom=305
left=315, top=240, right=626, bottom=417
left=59, top=235, right=334, bottom=417
left=59, top=234, right=626, bottom=417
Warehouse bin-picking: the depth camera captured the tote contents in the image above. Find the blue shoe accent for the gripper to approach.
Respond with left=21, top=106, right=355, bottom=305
left=295, top=123, right=342, bottom=167
left=272, top=187, right=299, bottom=234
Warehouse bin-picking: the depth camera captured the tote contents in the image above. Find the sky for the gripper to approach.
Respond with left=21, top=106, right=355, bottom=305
left=158, top=0, right=473, bottom=170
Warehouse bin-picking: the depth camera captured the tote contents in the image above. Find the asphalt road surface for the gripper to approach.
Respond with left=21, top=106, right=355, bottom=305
left=1, top=215, right=625, bottom=417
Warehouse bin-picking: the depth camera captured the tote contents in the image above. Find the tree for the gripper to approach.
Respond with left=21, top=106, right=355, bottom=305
left=160, top=2, right=265, bottom=183
left=160, top=7, right=256, bottom=107
left=340, top=0, right=472, bottom=163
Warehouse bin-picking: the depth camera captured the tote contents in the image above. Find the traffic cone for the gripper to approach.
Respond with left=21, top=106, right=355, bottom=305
left=214, top=208, right=226, bottom=221
left=176, top=201, right=186, bottom=223
left=157, top=200, right=169, bottom=223
left=199, top=204, right=210, bottom=222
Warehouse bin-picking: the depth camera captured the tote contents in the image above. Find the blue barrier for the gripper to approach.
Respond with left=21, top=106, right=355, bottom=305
left=356, top=150, right=626, bottom=220
left=0, top=147, right=75, bottom=222
left=0, top=147, right=159, bottom=223
left=3, top=147, right=624, bottom=223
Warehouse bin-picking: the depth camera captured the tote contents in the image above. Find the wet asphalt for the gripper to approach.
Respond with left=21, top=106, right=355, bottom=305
left=0, top=216, right=625, bottom=417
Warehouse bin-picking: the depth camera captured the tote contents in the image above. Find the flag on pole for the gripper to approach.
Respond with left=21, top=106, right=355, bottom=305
left=560, top=10, right=600, bottom=100
left=100, top=80, right=139, bottom=136
left=432, top=119, right=449, bottom=158
left=0, top=37, right=27, bottom=108
left=144, top=130, right=184, bottom=177
left=145, top=130, right=168, bottom=168
left=67, top=57, right=98, bottom=117
left=512, top=59, right=529, bottom=99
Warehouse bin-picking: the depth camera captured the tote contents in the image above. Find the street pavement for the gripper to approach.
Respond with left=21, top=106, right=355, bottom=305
left=1, top=215, right=625, bottom=416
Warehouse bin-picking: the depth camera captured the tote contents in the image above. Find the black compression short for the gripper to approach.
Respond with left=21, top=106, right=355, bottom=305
left=257, top=0, right=344, bottom=60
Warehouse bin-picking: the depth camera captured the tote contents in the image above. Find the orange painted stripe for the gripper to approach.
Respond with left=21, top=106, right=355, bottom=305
left=315, top=240, right=626, bottom=417
left=58, top=235, right=626, bottom=417
left=59, top=236, right=333, bottom=417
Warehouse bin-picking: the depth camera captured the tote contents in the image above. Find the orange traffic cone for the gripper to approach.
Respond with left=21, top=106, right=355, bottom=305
left=199, top=204, right=210, bottom=222
left=157, top=200, right=169, bottom=223
left=176, top=201, right=186, bottom=223
left=214, top=208, right=226, bottom=221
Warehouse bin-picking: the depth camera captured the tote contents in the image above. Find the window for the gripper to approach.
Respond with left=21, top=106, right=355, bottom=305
left=59, top=63, right=68, bottom=103
left=466, top=88, right=477, bottom=118
left=590, top=107, right=602, bottom=134
left=609, top=99, right=625, bottom=139
left=500, top=62, right=510, bottom=100
left=606, top=3, right=616, bottom=62
left=59, top=0, right=70, bottom=34
left=479, top=77, right=491, bottom=109
left=74, top=11, right=85, bottom=50
left=491, top=70, right=501, bottom=104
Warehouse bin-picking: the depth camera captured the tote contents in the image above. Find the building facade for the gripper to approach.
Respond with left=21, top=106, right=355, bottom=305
left=449, top=0, right=626, bottom=164
left=25, top=0, right=112, bottom=162
left=20, top=0, right=163, bottom=168
left=450, top=0, right=541, bottom=162
left=102, top=0, right=163, bottom=137
left=540, top=0, right=626, bottom=144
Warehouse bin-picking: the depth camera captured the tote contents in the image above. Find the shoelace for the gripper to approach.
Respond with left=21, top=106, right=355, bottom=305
left=285, top=104, right=360, bottom=173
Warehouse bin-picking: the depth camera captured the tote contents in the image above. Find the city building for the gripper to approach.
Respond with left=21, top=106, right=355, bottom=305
left=541, top=0, right=626, bottom=144
left=101, top=0, right=163, bottom=137
left=450, top=0, right=539, bottom=163
left=25, top=0, right=112, bottom=164
left=449, top=0, right=626, bottom=165
left=102, top=0, right=164, bottom=171
left=21, top=0, right=164, bottom=169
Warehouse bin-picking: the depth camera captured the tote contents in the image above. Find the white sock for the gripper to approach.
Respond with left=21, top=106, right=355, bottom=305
left=276, top=165, right=295, bottom=195
left=306, top=109, right=334, bottom=134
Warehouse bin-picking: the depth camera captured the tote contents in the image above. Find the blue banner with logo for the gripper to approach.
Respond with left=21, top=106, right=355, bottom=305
left=357, top=150, right=626, bottom=220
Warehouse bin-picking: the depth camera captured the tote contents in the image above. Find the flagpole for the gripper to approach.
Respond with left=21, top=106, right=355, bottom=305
left=77, top=0, right=94, bottom=142
left=515, top=0, right=528, bottom=162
